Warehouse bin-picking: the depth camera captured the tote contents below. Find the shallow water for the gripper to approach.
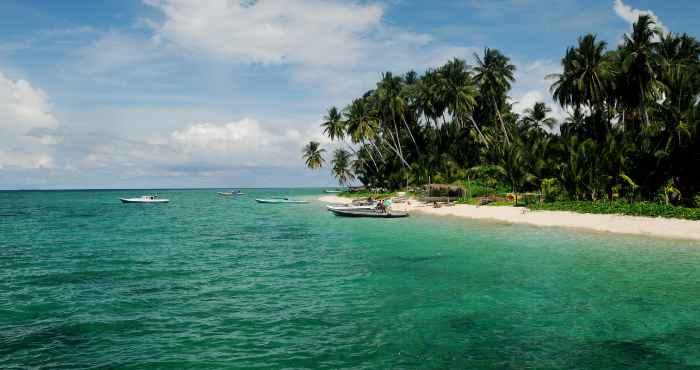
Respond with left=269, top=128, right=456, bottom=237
left=1, top=189, right=699, bottom=369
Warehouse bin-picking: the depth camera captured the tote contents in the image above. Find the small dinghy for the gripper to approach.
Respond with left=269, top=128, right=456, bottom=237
left=255, top=198, right=309, bottom=204
left=120, top=195, right=169, bottom=204
left=328, top=207, right=409, bottom=218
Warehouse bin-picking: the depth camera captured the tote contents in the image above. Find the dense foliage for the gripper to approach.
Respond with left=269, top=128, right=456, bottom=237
left=528, top=201, right=700, bottom=220
left=305, top=16, right=700, bottom=207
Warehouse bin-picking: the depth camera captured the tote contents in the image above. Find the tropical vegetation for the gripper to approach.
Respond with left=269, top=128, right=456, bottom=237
left=304, top=15, right=700, bottom=209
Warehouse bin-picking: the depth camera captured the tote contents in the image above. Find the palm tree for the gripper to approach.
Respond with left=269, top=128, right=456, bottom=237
left=618, top=15, right=665, bottom=126
left=302, top=141, right=325, bottom=169
left=549, top=34, right=611, bottom=110
left=331, top=149, right=355, bottom=186
left=522, top=102, right=557, bottom=132
left=321, top=107, right=345, bottom=141
left=473, top=48, right=516, bottom=143
left=376, top=72, right=419, bottom=160
left=437, top=58, right=485, bottom=145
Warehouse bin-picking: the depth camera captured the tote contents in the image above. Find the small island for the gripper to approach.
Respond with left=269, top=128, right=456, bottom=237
left=305, top=15, right=700, bottom=240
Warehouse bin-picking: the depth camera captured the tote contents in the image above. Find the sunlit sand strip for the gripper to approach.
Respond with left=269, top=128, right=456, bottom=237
left=318, top=196, right=700, bottom=241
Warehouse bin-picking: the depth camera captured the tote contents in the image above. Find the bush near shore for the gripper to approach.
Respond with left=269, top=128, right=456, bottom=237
left=527, top=201, right=700, bottom=221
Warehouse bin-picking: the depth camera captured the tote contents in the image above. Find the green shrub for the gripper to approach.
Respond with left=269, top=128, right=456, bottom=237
left=528, top=201, right=700, bottom=220
left=541, top=178, right=561, bottom=202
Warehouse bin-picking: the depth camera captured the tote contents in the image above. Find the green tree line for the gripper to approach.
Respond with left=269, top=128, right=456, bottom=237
left=303, top=15, right=700, bottom=206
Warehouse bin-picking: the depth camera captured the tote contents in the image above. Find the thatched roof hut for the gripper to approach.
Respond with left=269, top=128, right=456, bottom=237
left=424, top=184, right=466, bottom=198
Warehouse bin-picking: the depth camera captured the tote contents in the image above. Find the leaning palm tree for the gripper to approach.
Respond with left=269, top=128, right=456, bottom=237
left=473, top=48, right=516, bottom=143
left=302, top=141, right=325, bottom=169
left=437, top=58, right=486, bottom=146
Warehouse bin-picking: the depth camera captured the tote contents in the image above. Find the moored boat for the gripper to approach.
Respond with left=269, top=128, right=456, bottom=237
left=120, top=195, right=170, bottom=204
left=324, top=189, right=343, bottom=193
left=328, top=207, right=409, bottom=218
left=218, top=190, right=246, bottom=196
left=255, top=198, right=309, bottom=204
left=326, top=204, right=375, bottom=211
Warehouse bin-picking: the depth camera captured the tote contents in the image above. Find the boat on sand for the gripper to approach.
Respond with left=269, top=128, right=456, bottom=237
left=120, top=195, right=170, bottom=204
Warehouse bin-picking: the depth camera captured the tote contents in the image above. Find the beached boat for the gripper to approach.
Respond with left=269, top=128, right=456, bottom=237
left=255, top=198, right=309, bottom=204
left=328, top=207, right=409, bottom=218
left=326, top=204, right=376, bottom=211
left=120, top=195, right=170, bottom=204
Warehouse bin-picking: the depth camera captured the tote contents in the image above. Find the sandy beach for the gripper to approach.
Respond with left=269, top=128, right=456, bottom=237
left=319, top=195, right=700, bottom=241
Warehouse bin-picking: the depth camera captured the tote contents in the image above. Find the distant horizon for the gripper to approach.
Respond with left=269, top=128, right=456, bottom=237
left=0, top=185, right=346, bottom=192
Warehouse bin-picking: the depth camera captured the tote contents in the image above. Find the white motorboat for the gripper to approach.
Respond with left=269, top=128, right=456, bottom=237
left=218, top=190, right=245, bottom=196
left=255, top=198, right=309, bottom=204
left=324, top=189, right=343, bottom=193
left=120, top=195, right=170, bottom=204
left=326, top=204, right=376, bottom=211
left=328, top=207, right=409, bottom=218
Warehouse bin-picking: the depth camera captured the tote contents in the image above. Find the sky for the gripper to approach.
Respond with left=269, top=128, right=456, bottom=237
left=0, top=0, right=698, bottom=189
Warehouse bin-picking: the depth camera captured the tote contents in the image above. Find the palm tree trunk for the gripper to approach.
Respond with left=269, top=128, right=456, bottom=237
left=493, top=96, right=511, bottom=145
left=640, top=83, right=649, bottom=126
left=401, top=114, right=420, bottom=154
left=369, top=139, right=385, bottom=162
left=358, top=140, right=379, bottom=172
left=465, top=114, right=489, bottom=149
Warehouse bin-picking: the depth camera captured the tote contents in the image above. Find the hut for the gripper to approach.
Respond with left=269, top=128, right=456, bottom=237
left=422, top=184, right=466, bottom=203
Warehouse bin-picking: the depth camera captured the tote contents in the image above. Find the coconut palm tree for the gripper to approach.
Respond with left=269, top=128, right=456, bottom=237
left=302, top=141, right=325, bottom=170
left=437, top=58, right=485, bottom=145
left=618, top=15, right=665, bottom=126
left=321, top=107, right=345, bottom=141
left=549, top=34, right=611, bottom=110
left=522, top=102, right=557, bottom=132
left=473, top=48, right=516, bottom=143
left=331, top=148, right=355, bottom=186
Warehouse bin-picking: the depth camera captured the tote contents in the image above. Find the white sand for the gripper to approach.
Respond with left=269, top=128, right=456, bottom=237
left=318, top=195, right=700, bottom=241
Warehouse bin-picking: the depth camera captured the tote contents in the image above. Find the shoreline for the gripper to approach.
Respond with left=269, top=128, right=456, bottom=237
left=318, top=195, right=700, bottom=241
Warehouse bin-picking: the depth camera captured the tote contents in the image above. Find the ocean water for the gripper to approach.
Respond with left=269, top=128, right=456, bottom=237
left=1, top=189, right=700, bottom=369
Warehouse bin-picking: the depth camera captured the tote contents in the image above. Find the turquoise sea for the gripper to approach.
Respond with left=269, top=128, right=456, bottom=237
left=1, top=189, right=700, bottom=369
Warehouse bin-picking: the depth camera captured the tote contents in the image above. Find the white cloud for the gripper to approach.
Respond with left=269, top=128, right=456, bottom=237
left=168, top=118, right=307, bottom=167
left=74, top=115, right=325, bottom=175
left=0, top=72, right=55, bottom=129
left=0, top=149, right=55, bottom=170
left=0, top=71, right=59, bottom=169
left=146, top=0, right=383, bottom=66
left=613, top=0, right=668, bottom=35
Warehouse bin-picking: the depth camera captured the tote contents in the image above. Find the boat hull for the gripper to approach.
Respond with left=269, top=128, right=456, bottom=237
left=120, top=198, right=170, bottom=204
left=328, top=208, right=409, bottom=218
left=255, top=198, right=309, bottom=204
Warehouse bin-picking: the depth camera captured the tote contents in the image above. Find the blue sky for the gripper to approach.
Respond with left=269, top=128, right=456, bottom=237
left=0, top=0, right=698, bottom=189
